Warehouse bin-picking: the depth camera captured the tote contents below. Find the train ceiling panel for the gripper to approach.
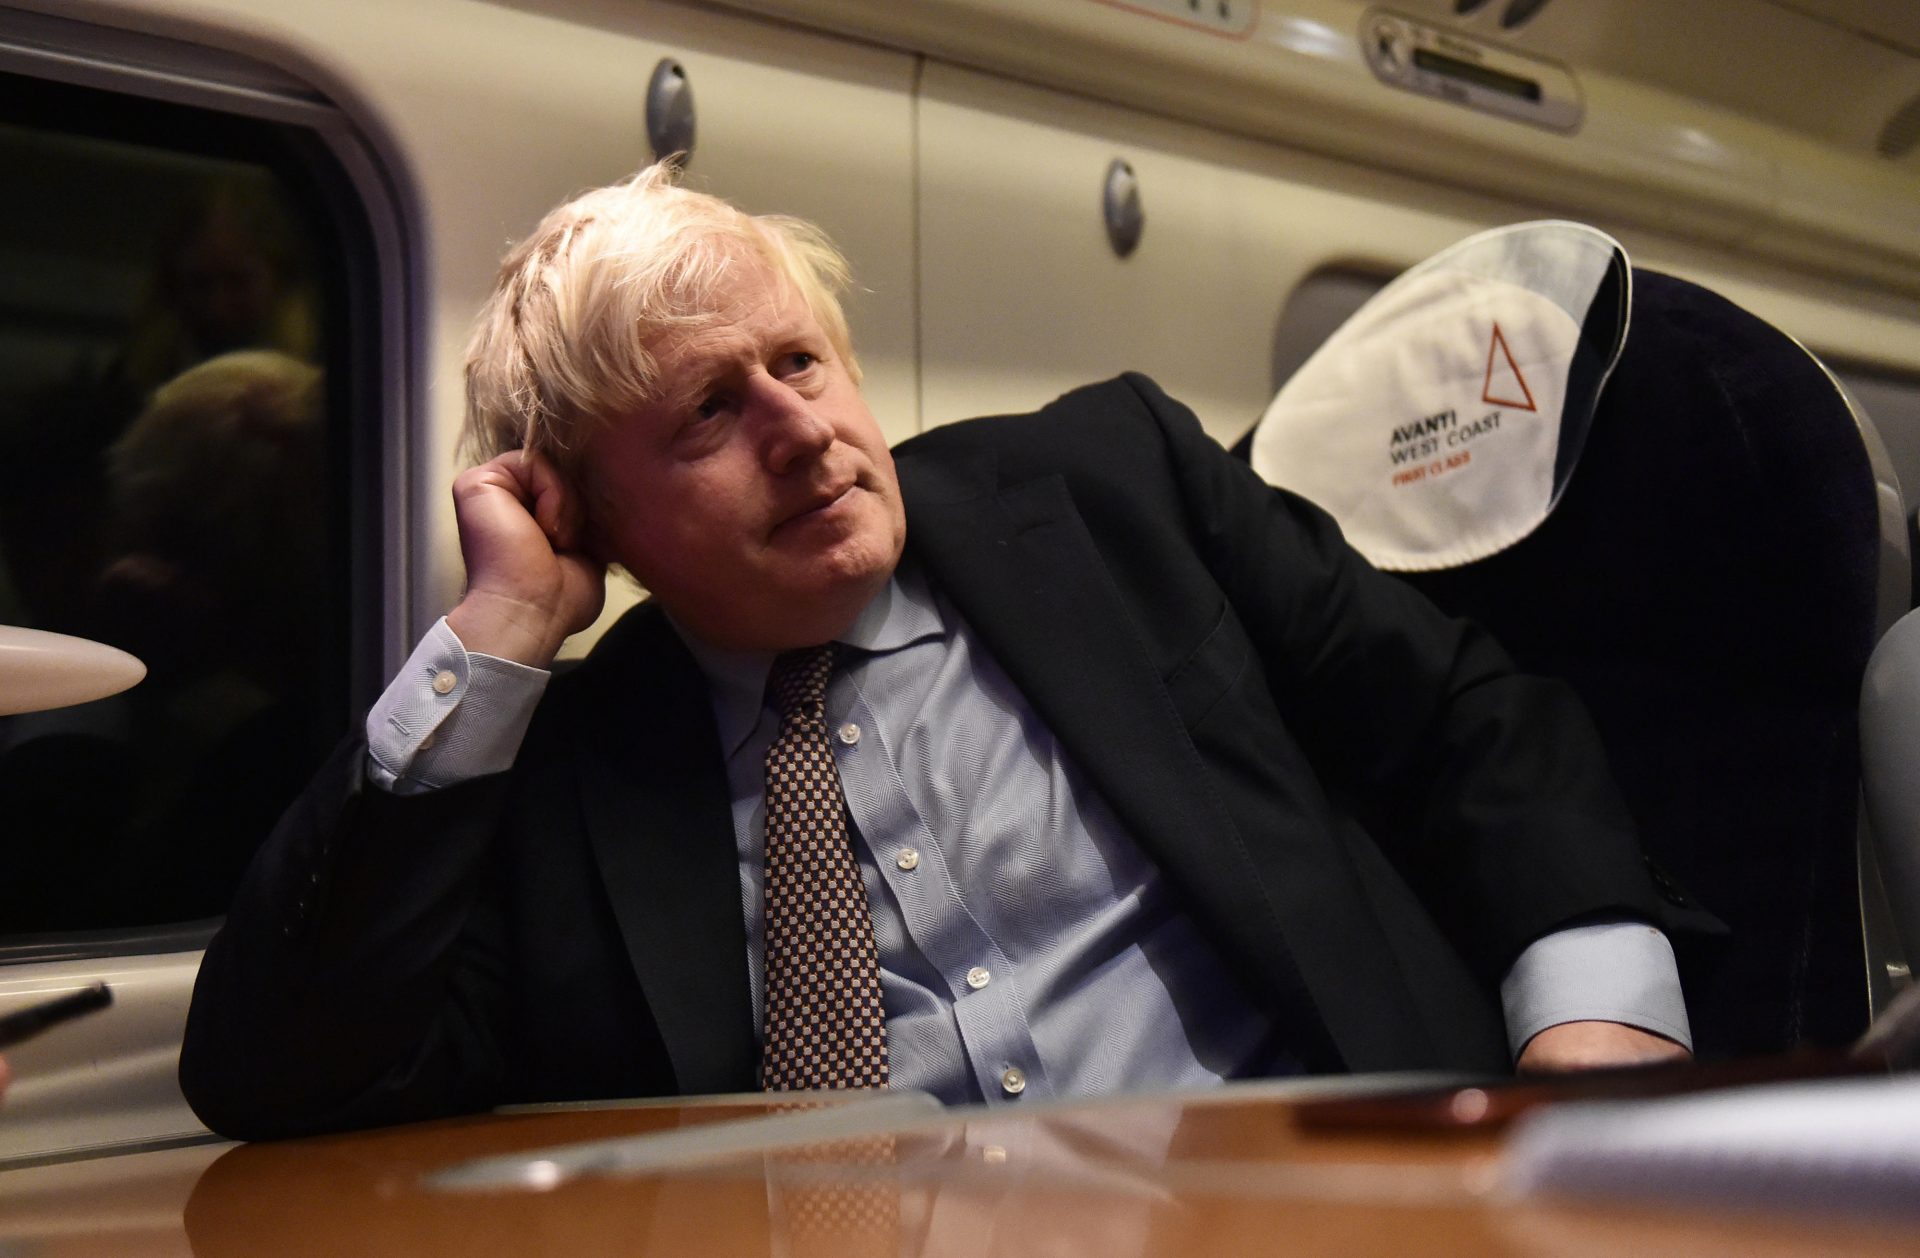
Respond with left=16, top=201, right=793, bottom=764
left=714, top=0, right=1920, bottom=294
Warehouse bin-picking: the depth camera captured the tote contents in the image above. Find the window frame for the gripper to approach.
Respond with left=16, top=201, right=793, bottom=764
left=0, top=7, right=411, bottom=964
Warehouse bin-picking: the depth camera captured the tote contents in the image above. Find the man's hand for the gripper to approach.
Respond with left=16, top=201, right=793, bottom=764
left=1517, top=1020, right=1691, bottom=1074
left=446, top=450, right=606, bottom=668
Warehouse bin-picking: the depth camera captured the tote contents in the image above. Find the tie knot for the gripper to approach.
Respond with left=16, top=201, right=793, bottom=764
left=769, top=644, right=835, bottom=723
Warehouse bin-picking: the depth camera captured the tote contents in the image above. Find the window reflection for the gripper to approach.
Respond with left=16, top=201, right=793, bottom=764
left=0, top=105, right=344, bottom=933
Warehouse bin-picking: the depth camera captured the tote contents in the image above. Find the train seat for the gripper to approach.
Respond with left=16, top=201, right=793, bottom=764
left=1246, top=223, right=1910, bottom=1060
left=1862, top=610, right=1920, bottom=994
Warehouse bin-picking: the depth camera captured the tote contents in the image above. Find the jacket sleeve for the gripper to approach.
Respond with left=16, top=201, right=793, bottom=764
left=179, top=733, right=517, bottom=1140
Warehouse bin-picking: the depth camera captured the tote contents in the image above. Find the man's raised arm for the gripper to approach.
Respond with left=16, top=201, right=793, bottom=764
left=179, top=450, right=604, bottom=1139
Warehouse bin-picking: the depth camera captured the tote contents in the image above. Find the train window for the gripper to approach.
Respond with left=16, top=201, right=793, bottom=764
left=0, top=74, right=375, bottom=943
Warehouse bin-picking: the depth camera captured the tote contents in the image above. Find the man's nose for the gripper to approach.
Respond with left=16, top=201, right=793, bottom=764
left=754, top=377, right=834, bottom=473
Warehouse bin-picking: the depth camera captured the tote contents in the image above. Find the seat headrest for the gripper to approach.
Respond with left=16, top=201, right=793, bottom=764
left=1250, top=221, right=1630, bottom=571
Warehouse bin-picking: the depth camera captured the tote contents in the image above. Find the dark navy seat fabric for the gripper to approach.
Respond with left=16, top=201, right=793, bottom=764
left=1863, top=609, right=1920, bottom=987
left=1387, top=271, right=1881, bottom=1059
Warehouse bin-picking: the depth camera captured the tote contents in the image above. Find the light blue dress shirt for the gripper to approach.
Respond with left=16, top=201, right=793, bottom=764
left=679, top=564, right=1300, bottom=1102
left=368, top=572, right=1691, bottom=1103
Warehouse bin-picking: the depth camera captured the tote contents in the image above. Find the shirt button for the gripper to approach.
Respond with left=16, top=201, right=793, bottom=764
left=432, top=669, right=458, bottom=695
left=896, top=848, right=920, bottom=871
left=966, top=966, right=991, bottom=990
left=999, top=1067, right=1027, bottom=1096
left=837, top=722, right=861, bottom=746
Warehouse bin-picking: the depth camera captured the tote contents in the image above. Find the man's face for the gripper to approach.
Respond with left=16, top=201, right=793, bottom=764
left=584, top=259, right=906, bottom=653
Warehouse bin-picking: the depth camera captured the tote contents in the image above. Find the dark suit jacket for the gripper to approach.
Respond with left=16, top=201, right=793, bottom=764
left=182, top=374, right=1703, bottom=1140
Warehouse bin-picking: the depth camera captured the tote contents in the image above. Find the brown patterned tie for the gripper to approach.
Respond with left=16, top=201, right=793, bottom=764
left=760, top=643, right=890, bottom=1092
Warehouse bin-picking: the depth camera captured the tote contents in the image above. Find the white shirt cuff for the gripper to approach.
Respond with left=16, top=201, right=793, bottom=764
left=364, top=617, right=550, bottom=794
left=1499, top=917, right=1694, bottom=1059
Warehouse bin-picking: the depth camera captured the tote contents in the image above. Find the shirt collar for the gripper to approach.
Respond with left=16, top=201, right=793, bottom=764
left=673, top=559, right=946, bottom=760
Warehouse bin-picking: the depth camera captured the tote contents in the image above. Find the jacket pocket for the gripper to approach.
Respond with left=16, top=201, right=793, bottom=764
left=1164, top=601, right=1251, bottom=729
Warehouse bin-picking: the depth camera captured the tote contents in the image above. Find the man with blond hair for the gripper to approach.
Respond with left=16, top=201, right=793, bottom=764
left=183, top=165, right=1703, bottom=1140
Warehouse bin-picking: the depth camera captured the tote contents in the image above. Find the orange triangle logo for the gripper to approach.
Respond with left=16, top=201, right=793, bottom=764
left=1482, top=322, right=1538, bottom=411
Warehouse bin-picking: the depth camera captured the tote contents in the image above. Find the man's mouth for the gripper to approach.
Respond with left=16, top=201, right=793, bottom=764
left=775, top=483, right=857, bottom=533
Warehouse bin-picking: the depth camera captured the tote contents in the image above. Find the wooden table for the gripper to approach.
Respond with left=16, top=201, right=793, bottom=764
left=2, top=1088, right=1916, bottom=1256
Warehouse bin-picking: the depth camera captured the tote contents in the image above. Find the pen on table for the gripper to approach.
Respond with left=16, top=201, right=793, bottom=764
left=0, top=982, right=114, bottom=1051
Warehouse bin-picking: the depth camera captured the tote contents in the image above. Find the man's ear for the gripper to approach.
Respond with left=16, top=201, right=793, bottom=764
left=575, top=501, right=615, bottom=567
left=571, top=475, right=625, bottom=571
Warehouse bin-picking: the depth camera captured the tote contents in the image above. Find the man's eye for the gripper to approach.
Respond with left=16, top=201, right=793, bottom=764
left=694, top=395, right=726, bottom=421
left=782, top=352, right=818, bottom=375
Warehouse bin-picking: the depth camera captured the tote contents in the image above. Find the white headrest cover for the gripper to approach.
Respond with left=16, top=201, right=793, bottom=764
left=1250, top=221, right=1629, bottom=570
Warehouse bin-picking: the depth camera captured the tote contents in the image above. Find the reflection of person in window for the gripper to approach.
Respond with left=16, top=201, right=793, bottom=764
left=0, top=352, right=334, bottom=930
left=118, top=178, right=318, bottom=407
left=0, top=177, right=317, bottom=644
left=97, top=350, right=328, bottom=684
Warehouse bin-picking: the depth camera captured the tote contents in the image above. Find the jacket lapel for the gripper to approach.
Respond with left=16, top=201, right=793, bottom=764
left=898, top=451, right=1335, bottom=1067
left=562, top=609, right=759, bottom=1094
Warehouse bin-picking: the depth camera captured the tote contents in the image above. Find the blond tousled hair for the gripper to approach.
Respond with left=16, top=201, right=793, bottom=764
left=461, top=163, right=859, bottom=482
